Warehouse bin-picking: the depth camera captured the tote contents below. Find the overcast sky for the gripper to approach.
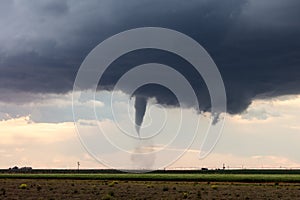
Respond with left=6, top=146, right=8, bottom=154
left=0, top=0, right=300, bottom=169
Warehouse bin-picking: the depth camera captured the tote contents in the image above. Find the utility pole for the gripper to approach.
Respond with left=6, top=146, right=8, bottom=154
left=77, top=161, right=80, bottom=173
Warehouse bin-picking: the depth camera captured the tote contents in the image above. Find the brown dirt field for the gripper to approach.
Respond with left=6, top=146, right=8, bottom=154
left=0, top=179, right=300, bottom=200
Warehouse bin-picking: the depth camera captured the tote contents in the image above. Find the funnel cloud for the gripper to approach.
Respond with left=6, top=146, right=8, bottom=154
left=134, top=96, right=147, bottom=135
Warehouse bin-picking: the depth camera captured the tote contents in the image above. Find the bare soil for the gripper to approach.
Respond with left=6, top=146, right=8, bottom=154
left=0, top=179, right=300, bottom=200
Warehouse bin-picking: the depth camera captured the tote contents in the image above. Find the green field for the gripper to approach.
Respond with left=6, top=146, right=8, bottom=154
left=1, top=173, right=300, bottom=183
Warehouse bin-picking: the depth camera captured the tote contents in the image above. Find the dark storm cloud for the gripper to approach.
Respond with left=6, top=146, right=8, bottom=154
left=0, top=0, right=300, bottom=117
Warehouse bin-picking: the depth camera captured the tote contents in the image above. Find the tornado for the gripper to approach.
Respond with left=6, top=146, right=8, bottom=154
left=134, top=96, right=147, bottom=136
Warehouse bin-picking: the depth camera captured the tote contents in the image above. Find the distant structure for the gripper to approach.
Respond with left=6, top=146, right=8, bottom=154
left=223, top=163, right=226, bottom=170
left=77, top=161, right=80, bottom=172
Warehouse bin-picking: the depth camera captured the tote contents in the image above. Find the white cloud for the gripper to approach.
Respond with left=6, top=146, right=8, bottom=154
left=0, top=91, right=107, bottom=123
left=241, top=100, right=280, bottom=120
left=0, top=116, right=75, bottom=145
